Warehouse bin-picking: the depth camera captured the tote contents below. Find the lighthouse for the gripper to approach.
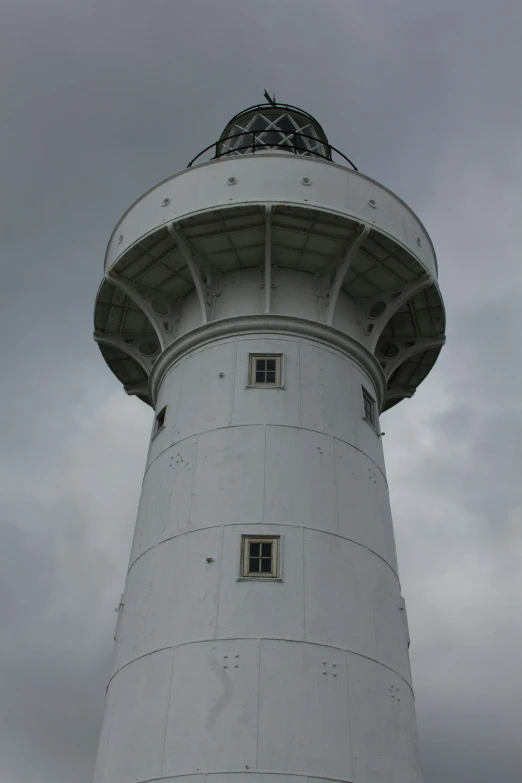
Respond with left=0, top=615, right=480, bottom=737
left=92, top=99, right=445, bottom=783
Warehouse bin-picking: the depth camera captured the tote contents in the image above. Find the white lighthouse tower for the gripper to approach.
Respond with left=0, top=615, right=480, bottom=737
left=92, top=99, right=445, bottom=783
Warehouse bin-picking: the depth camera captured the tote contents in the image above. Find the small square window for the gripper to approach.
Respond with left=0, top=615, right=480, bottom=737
left=241, top=535, right=280, bottom=579
left=362, top=387, right=376, bottom=427
left=249, top=354, right=282, bottom=387
left=154, top=405, right=167, bottom=435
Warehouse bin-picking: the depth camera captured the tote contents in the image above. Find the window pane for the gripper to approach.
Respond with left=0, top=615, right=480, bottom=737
left=278, top=116, right=294, bottom=132
left=237, top=133, right=253, bottom=151
left=249, top=117, right=267, bottom=132
left=242, top=535, right=280, bottom=578
left=260, top=558, right=272, bottom=573
left=250, top=355, right=281, bottom=386
left=263, top=130, right=281, bottom=147
left=363, top=389, right=374, bottom=425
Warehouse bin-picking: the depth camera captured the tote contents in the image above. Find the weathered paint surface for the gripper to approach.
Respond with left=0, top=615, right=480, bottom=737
left=93, top=331, right=422, bottom=783
left=92, top=131, right=440, bottom=783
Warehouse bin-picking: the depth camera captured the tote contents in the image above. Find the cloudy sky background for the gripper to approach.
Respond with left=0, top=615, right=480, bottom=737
left=1, top=1, right=521, bottom=781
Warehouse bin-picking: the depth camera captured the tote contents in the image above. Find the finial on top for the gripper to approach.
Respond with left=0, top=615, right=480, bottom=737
left=263, top=89, right=276, bottom=106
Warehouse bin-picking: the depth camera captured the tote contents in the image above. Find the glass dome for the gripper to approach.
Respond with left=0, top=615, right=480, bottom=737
left=217, top=103, right=331, bottom=160
left=186, top=100, right=357, bottom=170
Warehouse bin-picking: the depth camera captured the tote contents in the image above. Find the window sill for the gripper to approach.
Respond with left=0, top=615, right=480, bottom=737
left=245, top=384, right=285, bottom=390
left=236, top=576, right=283, bottom=583
left=362, top=416, right=381, bottom=437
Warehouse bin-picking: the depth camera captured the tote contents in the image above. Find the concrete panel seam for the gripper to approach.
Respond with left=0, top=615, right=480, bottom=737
left=213, top=527, right=225, bottom=637
left=301, top=527, right=306, bottom=639
left=228, top=341, right=238, bottom=425
left=331, top=433, right=340, bottom=536
left=171, top=356, right=186, bottom=439
left=142, top=424, right=270, bottom=484
left=159, top=647, right=176, bottom=775
left=142, top=423, right=388, bottom=487
left=186, top=435, right=200, bottom=530
left=369, top=557, right=379, bottom=671
left=127, top=522, right=400, bottom=583
left=297, top=342, right=302, bottom=426
left=262, top=425, right=267, bottom=524
left=344, top=650, right=354, bottom=777
left=255, top=639, right=261, bottom=769
left=108, top=637, right=414, bottom=697
left=106, top=646, right=173, bottom=692
left=130, top=770, right=357, bottom=783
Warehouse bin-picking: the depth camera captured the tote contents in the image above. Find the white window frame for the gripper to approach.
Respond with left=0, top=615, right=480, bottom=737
left=239, top=535, right=281, bottom=580
left=362, top=387, right=377, bottom=429
left=152, top=405, right=167, bottom=438
left=247, top=354, right=284, bottom=388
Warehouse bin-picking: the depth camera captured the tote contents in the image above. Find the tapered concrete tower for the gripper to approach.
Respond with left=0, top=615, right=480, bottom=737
left=93, top=99, right=445, bottom=783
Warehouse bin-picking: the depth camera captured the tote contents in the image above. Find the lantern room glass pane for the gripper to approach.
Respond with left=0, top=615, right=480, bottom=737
left=219, top=110, right=329, bottom=159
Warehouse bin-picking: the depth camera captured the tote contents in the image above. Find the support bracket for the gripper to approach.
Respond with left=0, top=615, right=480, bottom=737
left=105, top=273, right=181, bottom=351
left=378, top=336, right=446, bottom=381
left=316, top=224, right=370, bottom=326
left=359, top=273, right=432, bottom=352
left=169, top=222, right=220, bottom=323
left=93, top=331, right=158, bottom=374
left=123, top=381, right=150, bottom=398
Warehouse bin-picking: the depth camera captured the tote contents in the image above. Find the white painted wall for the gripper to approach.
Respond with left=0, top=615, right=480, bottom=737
left=93, top=328, right=422, bottom=783
left=104, top=154, right=437, bottom=281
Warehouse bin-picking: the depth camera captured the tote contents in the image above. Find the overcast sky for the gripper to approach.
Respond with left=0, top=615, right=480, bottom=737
left=1, top=1, right=521, bottom=781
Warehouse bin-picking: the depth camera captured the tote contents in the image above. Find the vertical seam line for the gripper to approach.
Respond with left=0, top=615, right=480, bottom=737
left=229, top=341, right=238, bottom=425
left=297, top=342, right=302, bottom=427
left=186, top=436, right=199, bottom=530
left=255, top=638, right=262, bottom=769
left=160, top=646, right=176, bottom=774
left=213, top=525, right=225, bottom=637
left=369, top=557, right=379, bottom=661
left=345, top=649, right=354, bottom=779
left=262, top=424, right=267, bottom=523
left=170, top=356, right=186, bottom=444
left=302, top=526, right=306, bottom=640
left=332, top=434, right=339, bottom=535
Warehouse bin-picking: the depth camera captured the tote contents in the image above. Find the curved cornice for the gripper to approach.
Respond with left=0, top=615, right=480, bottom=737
left=149, top=315, right=387, bottom=411
left=104, top=154, right=438, bottom=278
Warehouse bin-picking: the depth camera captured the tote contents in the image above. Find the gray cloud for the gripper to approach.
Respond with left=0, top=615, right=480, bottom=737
left=1, top=1, right=521, bottom=781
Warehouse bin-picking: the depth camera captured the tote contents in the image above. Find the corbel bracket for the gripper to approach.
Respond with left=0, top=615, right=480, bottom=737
left=105, top=273, right=181, bottom=351
left=123, top=381, right=150, bottom=399
left=378, top=336, right=446, bottom=382
left=385, top=385, right=416, bottom=402
left=93, top=331, right=158, bottom=374
left=169, top=223, right=220, bottom=323
left=316, top=224, right=370, bottom=326
left=359, top=273, right=432, bottom=352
